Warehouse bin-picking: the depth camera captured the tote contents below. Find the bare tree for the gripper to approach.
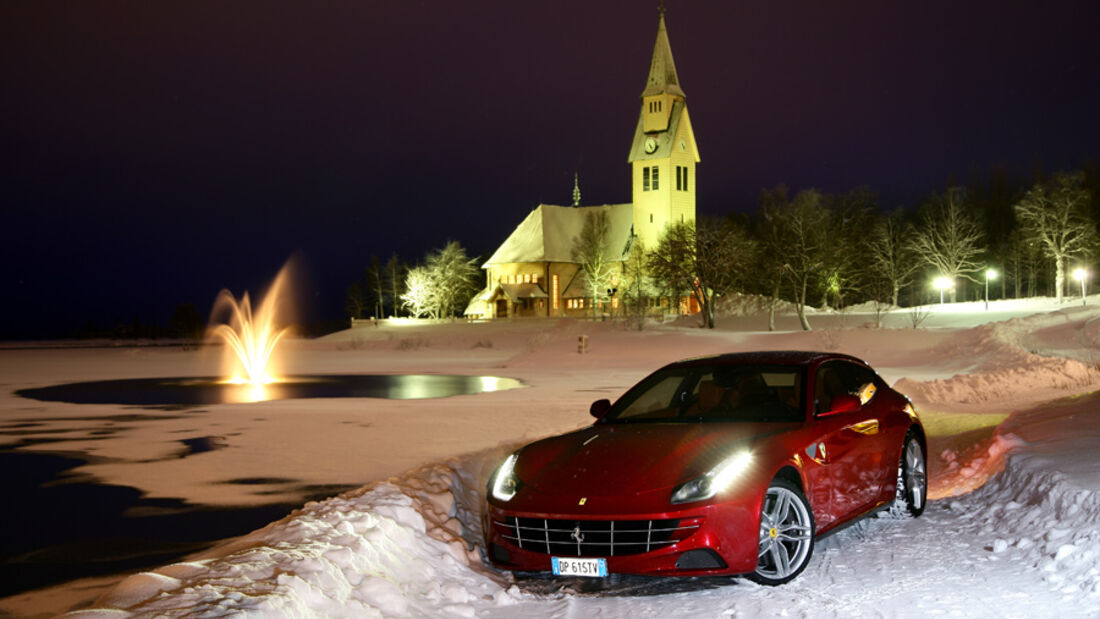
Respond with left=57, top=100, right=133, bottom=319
left=384, top=253, right=406, bottom=318
left=755, top=187, right=790, bottom=331
left=571, top=210, right=616, bottom=318
left=366, top=256, right=385, bottom=318
left=619, top=236, right=651, bottom=330
left=648, top=219, right=755, bottom=329
left=909, top=187, right=985, bottom=300
left=344, top=281, right=367, bottom=319
left=760, top=189, right=829, bottom=330
left=866, top=209, right=920, bottom=307
left=1014, top=171, right=1095, bottom=302
left=820, top=188, right=877, bottom=309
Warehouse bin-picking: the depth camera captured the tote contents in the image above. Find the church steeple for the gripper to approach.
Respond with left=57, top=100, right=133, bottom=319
left=641, top=12, right=685, bottom=99
left=628, top=8, right=699, bottom=252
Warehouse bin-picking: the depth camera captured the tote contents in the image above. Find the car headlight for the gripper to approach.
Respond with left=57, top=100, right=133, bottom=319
left=671, top=451, right=752, bottom=505
left=490, top=453, right=522, bottom=502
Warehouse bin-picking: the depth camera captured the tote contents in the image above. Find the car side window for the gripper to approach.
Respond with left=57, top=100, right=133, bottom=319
left=814, top=362, right=846, bottom=414
left=815, top=360, right=879, bottom=414
left=837, top=362, right=878, bottom=404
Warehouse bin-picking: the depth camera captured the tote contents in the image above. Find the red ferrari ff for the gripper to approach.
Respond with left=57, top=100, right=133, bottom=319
left=484, top=351, right=926, bottom=585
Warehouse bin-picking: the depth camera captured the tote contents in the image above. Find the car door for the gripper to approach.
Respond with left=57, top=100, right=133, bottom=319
left=810, top=360, right=891, bottom=523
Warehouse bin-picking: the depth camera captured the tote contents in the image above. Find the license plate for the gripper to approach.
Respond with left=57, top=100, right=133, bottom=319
left=552, top=557, right=608, bottom=577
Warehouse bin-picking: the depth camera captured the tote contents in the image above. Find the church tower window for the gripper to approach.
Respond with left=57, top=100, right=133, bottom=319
left=676, top=165, right=689, bottom=191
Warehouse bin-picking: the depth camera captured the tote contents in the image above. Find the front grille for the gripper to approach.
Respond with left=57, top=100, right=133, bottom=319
left=494, top=517, right=696, bottom=557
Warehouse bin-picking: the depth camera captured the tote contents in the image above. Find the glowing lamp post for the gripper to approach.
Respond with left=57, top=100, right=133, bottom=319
left=933, top=276, right=953, bottom=305
left=984, top=268, right=997, bottom=311
left=1073, top=268, right=1089, bottom=306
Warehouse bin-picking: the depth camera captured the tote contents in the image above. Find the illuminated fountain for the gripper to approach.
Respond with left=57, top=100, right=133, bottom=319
left=207, top=266, right=293, bottom=401
left=17, top=261, right=526, bottom=407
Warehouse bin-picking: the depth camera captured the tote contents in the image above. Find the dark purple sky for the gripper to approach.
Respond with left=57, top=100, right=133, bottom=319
left=3, top=1, right=1098, bottom=337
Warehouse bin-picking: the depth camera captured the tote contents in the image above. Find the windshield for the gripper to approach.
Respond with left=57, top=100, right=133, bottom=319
left=603, top=364, right=805, bottom=423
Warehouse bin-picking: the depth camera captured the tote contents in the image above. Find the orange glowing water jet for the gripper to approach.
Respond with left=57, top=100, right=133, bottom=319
left=207, top=265, right=292, bottom=388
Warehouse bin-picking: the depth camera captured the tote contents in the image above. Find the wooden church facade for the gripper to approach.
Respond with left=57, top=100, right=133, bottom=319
left=466, top=12, right=699, bottom=319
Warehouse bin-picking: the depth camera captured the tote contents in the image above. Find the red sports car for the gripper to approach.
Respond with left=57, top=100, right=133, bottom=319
left=484, top=351, right=926, bottom=585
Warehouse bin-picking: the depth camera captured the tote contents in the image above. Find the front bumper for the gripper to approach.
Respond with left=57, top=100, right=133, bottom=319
left=484, top=500, right=759, bottom=577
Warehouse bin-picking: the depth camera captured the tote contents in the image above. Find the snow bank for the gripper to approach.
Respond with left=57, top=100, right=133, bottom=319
left=70, top=449, right=524, bottom=618
left=894, top=311, right=1100, bottom=410
left=946, top=445, right=1100, bottom=599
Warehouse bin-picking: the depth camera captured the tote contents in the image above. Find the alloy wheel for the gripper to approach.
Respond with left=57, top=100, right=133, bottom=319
left=754, top=482, right=814, bottom=584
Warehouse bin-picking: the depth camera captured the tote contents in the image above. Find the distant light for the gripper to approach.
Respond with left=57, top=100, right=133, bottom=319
left=1074, top=268, right=1088, bottom=282
left=986, top=269, right=998, bottom=281
left=933, top=276, right=954, bottom=305
left=933, top=276, right=954, bottom=291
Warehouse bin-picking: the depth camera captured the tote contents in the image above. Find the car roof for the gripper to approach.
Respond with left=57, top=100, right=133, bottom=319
left=664, top=350, right=868, bottom=370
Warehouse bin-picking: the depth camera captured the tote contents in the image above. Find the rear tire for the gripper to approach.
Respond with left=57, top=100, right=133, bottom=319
left=749, top=479, right=815, bottom=586
left=893, top=431, right=927, bottom=518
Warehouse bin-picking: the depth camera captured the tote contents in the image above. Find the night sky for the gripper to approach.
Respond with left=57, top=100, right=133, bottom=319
left=3, top=1, right=1098, bottom=338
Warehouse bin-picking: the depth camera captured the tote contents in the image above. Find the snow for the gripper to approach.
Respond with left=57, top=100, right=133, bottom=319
left=3, top=296, right=1100, bottom=617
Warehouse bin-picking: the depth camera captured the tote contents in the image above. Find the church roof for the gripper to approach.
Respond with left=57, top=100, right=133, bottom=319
left=641, top=14, right=685, bottom=98
left=483, top=204, right=635, bottom=267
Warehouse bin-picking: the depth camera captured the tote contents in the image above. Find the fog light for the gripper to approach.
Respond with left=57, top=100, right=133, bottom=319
left=490, top=543, right=511, bottom=564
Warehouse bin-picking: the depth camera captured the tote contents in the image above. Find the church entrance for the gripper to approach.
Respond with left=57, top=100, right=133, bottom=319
left=495, top=299, right=508, bottom=318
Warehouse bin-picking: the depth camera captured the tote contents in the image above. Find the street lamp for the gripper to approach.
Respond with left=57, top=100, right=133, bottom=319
left=933, top=276, right=953, bottom=305
left=1073, top=268, right=1088, bottom=306
left=984, top=268, right=998, bottom=311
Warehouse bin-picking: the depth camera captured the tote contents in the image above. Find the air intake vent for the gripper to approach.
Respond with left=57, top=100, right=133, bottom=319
left=493, top=517, right=697, bottom=557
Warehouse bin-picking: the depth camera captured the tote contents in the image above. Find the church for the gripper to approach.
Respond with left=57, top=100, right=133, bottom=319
left=465, top=11, right=700, bottom=319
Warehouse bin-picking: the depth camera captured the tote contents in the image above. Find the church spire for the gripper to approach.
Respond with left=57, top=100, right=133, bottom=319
left=572, top=172, right=581, bottom=207
left=641, top=9, right=685, bottom=99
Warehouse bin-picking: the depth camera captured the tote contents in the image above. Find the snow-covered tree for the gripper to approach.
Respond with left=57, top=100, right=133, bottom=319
left=400, top=241, right=479, bottom=319
left=909, top=187, right=985, bottom=300
left=401, top=266, right=435, bottom=319
left=571, top=210, right=616, bottom=317
left=425, top=241, right=479, bottom=318
left=1014, top=171, right=1095, bottom=302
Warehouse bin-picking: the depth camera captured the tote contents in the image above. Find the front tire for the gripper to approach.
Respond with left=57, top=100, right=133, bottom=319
left=750, top=479, right=815, bottom=586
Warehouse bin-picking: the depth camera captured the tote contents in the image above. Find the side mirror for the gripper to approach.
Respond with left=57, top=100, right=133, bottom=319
left=821, top=393, right=861, bottom=416
left=590, top=399, right=611, bottom=420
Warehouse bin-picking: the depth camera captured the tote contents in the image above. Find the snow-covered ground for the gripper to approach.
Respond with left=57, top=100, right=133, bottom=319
left=3, top=297, right=1100, bottom=617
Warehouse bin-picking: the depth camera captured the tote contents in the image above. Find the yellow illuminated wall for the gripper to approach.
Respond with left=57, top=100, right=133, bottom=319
left=632, top=105, right=698, bottom=251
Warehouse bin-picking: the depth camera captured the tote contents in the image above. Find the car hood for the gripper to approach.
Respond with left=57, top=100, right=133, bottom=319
left=515, top=422, right=791, bottom=497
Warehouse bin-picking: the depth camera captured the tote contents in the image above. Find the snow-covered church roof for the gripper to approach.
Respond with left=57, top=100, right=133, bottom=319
left=483, top=203, right=635, bottom=267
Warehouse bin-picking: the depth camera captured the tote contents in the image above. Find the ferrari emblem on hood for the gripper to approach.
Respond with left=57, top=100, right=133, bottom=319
left=578, top=497, right=587, bottom=506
